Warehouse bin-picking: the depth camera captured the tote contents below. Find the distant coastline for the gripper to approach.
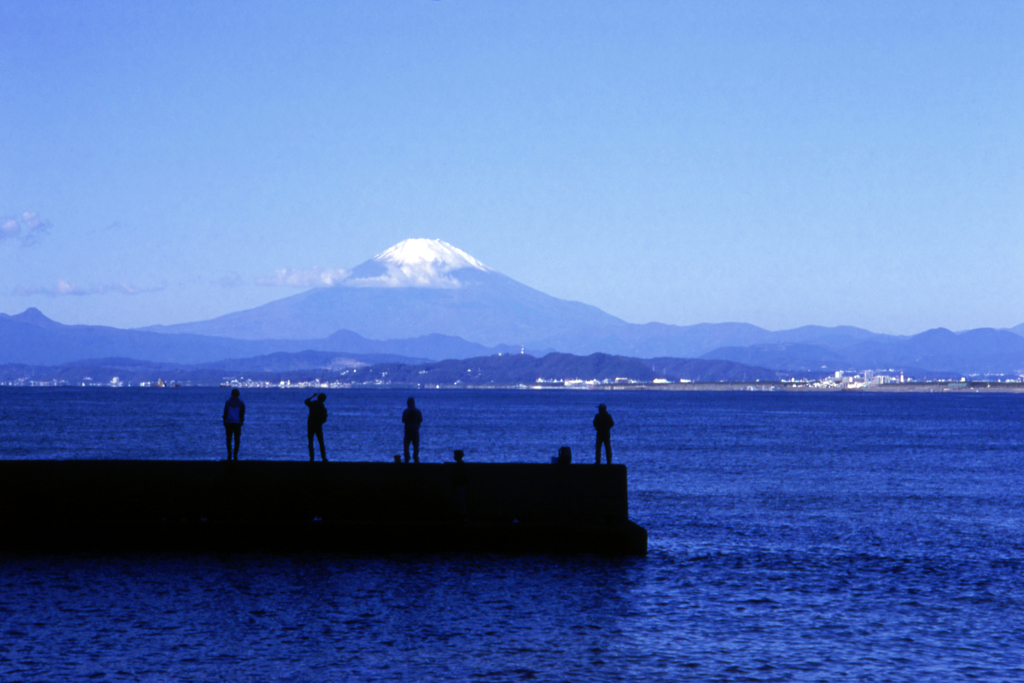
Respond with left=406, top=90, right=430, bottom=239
left=4, top=380, right=1023, bottom=393
left=614, top=381, right=1024, bottom=394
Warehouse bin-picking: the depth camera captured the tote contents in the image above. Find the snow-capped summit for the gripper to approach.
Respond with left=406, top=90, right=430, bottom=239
left=374, top=239, right=490, bottom=272
left=344, top=238, right=492, bottom=289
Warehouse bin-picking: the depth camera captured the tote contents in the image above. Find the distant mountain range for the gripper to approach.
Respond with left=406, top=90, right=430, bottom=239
left=702, top=328, right=1024, bottom=376
left=0, top=307, right=509, bottom=366
left=4, top=238, right=1024, bottom=378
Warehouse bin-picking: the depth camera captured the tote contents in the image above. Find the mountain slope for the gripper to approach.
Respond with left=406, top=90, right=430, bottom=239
left=147, top=239, right=627, bottom=345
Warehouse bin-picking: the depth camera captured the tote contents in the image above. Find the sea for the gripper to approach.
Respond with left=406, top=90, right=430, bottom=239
left=0, top=387, right=1022, bottom=682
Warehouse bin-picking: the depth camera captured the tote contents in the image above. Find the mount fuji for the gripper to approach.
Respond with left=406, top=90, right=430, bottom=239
left=150, top=239, right=627, bottom=346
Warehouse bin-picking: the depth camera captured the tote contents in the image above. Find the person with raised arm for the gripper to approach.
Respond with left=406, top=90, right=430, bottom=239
left=305, top=393, right=328, bottom=462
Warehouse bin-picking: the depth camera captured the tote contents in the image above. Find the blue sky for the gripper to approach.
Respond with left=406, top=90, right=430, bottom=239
left=2, top=1, right=1021, bottom=335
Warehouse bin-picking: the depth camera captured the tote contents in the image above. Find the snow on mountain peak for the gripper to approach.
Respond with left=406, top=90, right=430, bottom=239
left=344, top=239, right=492, bottom=289
left=375, top=238, right=490, bottom=270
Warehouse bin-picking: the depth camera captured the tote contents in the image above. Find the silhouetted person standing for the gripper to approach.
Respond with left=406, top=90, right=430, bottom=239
left=305, top=393, right=328, bottom=462
left=594, top=403, right=614, bottom=464
left=402, top=397, right=422, bottom=463
left=452, top=449, right=469, bottom=519
left=223, top=389, right=245, bottom=461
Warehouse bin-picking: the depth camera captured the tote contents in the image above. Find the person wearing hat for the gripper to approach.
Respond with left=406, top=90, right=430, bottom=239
left=402, top=397, right=423, bottom=463
left=593, top=403, right=614, bottom=464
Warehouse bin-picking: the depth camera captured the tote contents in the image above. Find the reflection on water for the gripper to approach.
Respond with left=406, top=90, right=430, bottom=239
left=1, top=388, right=1024, bottom=680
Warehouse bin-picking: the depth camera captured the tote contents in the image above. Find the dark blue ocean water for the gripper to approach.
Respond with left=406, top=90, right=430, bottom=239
left=1, top=387, right=1023, bottom=681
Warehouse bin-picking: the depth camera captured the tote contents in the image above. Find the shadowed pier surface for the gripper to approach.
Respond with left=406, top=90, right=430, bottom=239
left=0, top=461, right=647, bottom=555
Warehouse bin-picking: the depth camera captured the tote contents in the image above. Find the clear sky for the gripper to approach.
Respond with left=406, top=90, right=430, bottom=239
left=1, top=1, right=1021, bottom=335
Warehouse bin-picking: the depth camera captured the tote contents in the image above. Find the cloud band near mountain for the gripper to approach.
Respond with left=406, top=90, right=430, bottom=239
left=256, top=267, right=350, bottom=288
left=13, top=279, right=165, bottom=297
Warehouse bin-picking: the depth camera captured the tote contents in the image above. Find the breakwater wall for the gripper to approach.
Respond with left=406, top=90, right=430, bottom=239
left=0, top=461, right=647, bottom=554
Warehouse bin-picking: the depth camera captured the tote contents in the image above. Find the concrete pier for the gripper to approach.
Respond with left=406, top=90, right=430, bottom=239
left=0, top=461, right=648, bottom=554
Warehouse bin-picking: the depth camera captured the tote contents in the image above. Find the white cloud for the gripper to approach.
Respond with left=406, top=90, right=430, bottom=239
left=344, top=267, right=463, bottom=289
left=0, top=212, right=51, bottom=246
left=56, top=278, right=87, bottom=296
left=94, top=282, right=165, bottom=295
left=12, top=279, right=86, bottom=297
left=13, top=279, right=165, bottom=297
left=22, top=212, right=47, bottom=232
left=1, top=218, right=19, bottom=240
left=256, top=266, right=350, bottom=288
